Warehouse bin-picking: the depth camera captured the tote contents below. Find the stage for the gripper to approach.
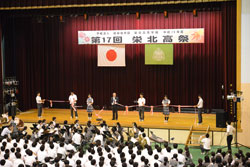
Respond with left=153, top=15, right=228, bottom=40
left=17, top=108, right=227, bottom=132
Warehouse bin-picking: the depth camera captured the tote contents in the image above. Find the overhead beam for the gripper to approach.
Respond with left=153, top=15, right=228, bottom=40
left=0, top=0, right=235, bottom=11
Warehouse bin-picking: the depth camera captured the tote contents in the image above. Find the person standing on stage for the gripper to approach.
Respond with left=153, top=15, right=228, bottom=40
left=138, top=93, right=146, bottom=122
left=86, top=94, right=94, bottom=120
left=111, top=92, right=119, bottom=120
left=69, top=92, right=78, bottom=119
left=196, top=95, right=203, bottom=125
left=162, top=95, right=171, bottom=123
left=36, top=92, right=45, bottom=118
left=226, top=121, right=235, bottom=151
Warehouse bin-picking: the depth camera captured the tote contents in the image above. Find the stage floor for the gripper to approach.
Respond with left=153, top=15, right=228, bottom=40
left=17, top=108, right=227, bottom=132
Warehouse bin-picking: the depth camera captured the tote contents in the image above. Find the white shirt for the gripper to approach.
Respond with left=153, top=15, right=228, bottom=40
left=112, top=97, right=117, bottom=105
left=36, top=96, right=42, bottom=104
left=69, top=94, right=77, bottom=104
left=66, top=144, right=76, bottom=152
left=197, top=97, right=203, bottom=108
left=57, top=147, right=67, bottom=158
left=1, top=127, right=11, bottom=137
left=227, top=125, right=235, bottom=135
left=47, top=148, right=57, bottom=158
left=138, top=97, right=146, bottom=106
left=72, top=133, right=82, bottom=145
left=2, top=160, right=13, bottom=167
left=178, top=154, right=186, bottom=164
left=93, top=134, right=104, bottom=146
left=37, top=150, right=47, bottom=162
left=201, top=138, right=211, bottom=150
left=13, top=159, right=25, bottom=167
left=162, top=99, right=171, bottom=106
left=24, top=155, right=36, bottom=166
left=145, top=136, right=151, bottom=146
left=171, top=149, right=178, bottom=155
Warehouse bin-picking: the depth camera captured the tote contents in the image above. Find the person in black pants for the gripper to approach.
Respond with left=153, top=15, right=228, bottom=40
left=195, top=95, right=203, bottom=125
left=226, top=121, right=235, bottom=150
left=111, top=92, right=119, bottom=120
left=36, top=92, right=45, bottom=118
left=137, top=93, right=146, bottom=121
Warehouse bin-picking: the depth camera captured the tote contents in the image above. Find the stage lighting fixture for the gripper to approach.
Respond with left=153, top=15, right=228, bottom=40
left=84, top=13, right=88, bottom=20
left=164, top=10, right=168, bottom=18
left=59, top=15, right=65, bottom=22
left=193, top=9, right=197, bottom=17
left=136, top=12, right=140, bottom=19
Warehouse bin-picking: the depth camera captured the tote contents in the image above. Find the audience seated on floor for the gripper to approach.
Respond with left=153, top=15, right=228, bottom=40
left=0, top=117, right=249, bottom=167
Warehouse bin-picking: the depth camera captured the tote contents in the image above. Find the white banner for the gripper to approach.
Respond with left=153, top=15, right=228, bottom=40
left=78, top=28, right=204, bottom=45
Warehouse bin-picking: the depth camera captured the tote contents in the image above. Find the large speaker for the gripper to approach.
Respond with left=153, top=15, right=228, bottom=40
left=213, top=109, right=227, bottom=128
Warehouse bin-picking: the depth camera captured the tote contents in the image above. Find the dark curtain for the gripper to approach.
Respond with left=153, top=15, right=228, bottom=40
left=0, top=19, right=2, bottom=114
left=3, top=3, right=236, bottom=115
left=222, top=4, right=237, bottom=119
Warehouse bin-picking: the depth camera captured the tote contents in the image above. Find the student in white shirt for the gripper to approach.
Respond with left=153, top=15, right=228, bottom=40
left=47, top=143, right=57, bottom=159
left=93, top=131, right=104, bottom=146
left=52, top=117, right=57, bottom=127
left=196, top=95, right=204, bottom=125
left=66, top=139, right=76, bottom=153
left=137, top=93, right=146, bottom=121
left=69, top=91, right=78, bottom=119
left=2, top=154, right=13, bottom=167
left=162, top=95, right=171, bottom=123
left=164, top=147, right=173, bottom=162
left=1, top=126, right=13, bottom=138
left=226, top=121, right=235, bottom=151
left=37, top=145, right=47, bottom=163
left=24, top=149, right=36, bottom=166
left=13, top=152, right=25, bottom=167
left=36, top=92, right=45, bottom=118
left=177, top=149, right=186, bottom=166
left=199, top=133, right=211, bottom=155
left=72, top=130, right=82, bottom=146
left=142, top=133, right=150, bottom=146
left=171, top=143, right=178, bottom=155
left=57, top=143, right=67, bottom=158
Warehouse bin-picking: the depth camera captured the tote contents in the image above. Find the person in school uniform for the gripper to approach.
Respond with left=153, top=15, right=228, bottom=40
left=199, top=133, right=211, bottom=155
left=226, top=121, right=235, bottom=151
left=195, top=95, right=204, bottom=125
left=162, top=95, right=171, bottom=123
left=86, top=94, right=94, bottom=120
left=137, top=93, right=146, bottom=122
left=36, top=92, right=45, bottom=118
left=111, top=92, right=119, bottom=120
left=69, top=91, right=78, bottom=119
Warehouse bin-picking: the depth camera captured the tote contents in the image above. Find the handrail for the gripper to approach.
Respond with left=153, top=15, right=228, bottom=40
left=185, top=125, right=193, bottom=146
left=206, top=125, right=210, bottom=134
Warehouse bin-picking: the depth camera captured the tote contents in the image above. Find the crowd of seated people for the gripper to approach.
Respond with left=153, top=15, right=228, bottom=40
left=0, top=117, right=249, bottom=167
left=196, top=149, right=250, bottom=167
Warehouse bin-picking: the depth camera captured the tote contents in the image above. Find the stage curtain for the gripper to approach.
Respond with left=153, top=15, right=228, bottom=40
left=3, top=2, right=236, bottom=114
left=0, top=20, right=2, bottom=114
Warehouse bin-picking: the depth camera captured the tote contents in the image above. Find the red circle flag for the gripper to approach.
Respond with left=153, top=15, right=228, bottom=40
left=106, top=49, right=117, bottom=61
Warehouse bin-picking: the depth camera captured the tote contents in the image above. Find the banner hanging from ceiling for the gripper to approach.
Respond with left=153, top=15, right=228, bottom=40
left=78, top=28, right=204, bottom=45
